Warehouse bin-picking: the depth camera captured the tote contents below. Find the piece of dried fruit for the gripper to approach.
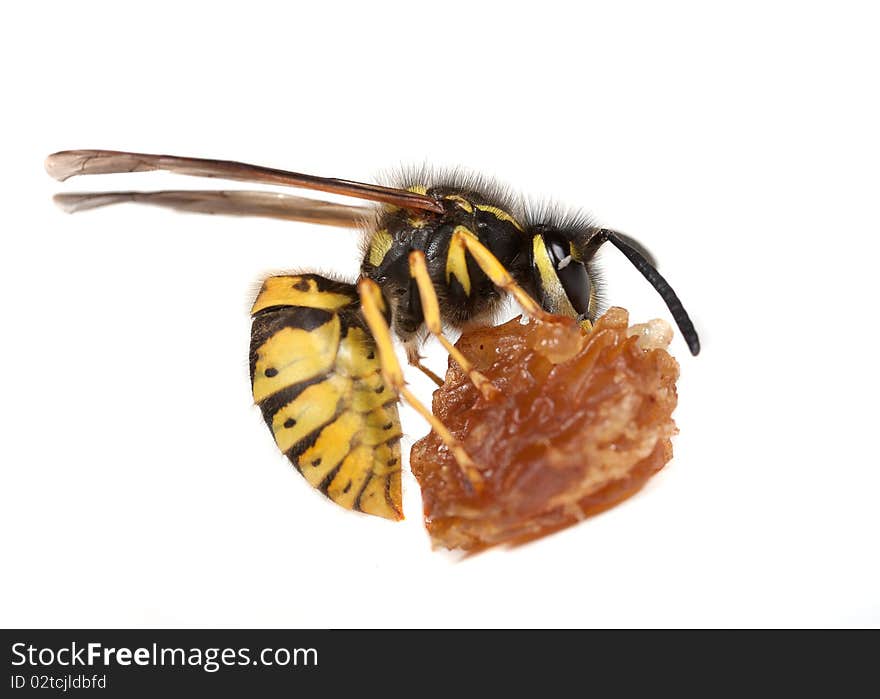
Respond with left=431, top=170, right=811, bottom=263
left=410, top=307, right=680, bottom=550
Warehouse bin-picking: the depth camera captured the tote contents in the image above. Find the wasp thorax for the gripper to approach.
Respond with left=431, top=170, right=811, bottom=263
left=360, top=189, right=533, bottom=344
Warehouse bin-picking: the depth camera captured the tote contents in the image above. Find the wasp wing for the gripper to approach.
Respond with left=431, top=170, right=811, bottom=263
left=250, top=274, right=403, bottom=520
left=46, top=149, right=443, bottom=213
left=54, top=190, right=372, bottom=228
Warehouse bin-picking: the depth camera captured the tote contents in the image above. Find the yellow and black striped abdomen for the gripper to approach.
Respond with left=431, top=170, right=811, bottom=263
left=250, top=274, right=402, bottom=520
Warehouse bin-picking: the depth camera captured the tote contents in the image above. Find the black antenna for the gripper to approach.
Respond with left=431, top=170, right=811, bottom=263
left=597, top=229, right=701, bottom=356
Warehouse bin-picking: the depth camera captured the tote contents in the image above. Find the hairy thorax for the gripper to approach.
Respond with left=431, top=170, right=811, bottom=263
left=359, top=186, right=531, bottom=346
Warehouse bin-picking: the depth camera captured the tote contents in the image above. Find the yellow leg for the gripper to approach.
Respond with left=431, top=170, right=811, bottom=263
left=357, top=278, right=484, bottom=490
left=451, top=227, right=555, bottom=321
left=408, top=250, right=499, bottom=401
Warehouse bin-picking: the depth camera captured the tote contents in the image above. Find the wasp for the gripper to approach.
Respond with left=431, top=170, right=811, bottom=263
left=46, top=149, right=700, bottom=522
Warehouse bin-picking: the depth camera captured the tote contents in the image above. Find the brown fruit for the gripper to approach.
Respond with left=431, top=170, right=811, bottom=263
left=410, top=308, right=680, bottom=550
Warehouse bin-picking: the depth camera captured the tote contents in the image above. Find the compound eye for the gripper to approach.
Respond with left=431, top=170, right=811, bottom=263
left=543, top=233, right=591, bottom=316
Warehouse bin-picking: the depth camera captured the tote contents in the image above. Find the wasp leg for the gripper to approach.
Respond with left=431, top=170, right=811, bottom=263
left=450, top=228, right=555, bottom=321
left=404, top=342, right=445, bottom=388
left=357, top=278, right=484, bottom=491
left=415, top=362, right=445, bottom=387
left=408, top=250, right=500, bottom=401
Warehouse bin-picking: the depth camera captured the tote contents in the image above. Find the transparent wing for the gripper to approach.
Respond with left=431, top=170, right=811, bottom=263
left=46, top=149, right=443, bottom=213
left=54, top=190, right=372, bottom=228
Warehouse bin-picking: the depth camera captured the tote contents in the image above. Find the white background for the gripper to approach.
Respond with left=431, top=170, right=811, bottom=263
left=1, top=1, right=878, bottom=628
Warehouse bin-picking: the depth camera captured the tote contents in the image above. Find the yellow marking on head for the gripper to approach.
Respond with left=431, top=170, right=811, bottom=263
left=444, top=194, right=474, bottom=213
left=474, top=203, right=524, bottom=231
left=406, top=184, right=428, bottom=195
left=569, top=241, right=584, bottom=262
left=252, top=316, right=340, bottom=403
left=270, top=376, right=348, bottom=453
left=368, top=229, right=393, bottom=267
left=252, top=276, right=353, bottom=313
left=532, top=235, right=576, bottom=317
left=445, top=225, right=476, bottom=296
